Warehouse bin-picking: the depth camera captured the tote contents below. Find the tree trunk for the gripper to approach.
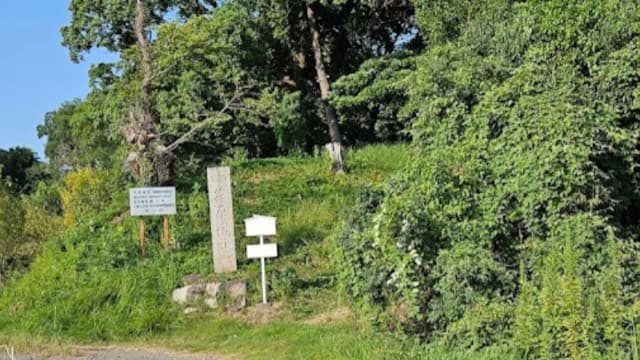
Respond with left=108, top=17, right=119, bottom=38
left=127, top=0, right=173, bottom=185
left=306, top=2, right=345, bottom=174
left=135, top=0, right=153, bottom=127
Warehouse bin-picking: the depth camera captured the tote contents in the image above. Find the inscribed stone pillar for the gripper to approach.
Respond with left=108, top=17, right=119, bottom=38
left=207, top=167, right=237, bottom=273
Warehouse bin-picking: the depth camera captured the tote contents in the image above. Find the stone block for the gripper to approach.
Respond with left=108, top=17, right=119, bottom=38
left=172, top=284, right=205, bottom=305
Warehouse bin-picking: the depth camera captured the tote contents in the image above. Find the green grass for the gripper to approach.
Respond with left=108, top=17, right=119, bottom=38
left=229, top=143, right=410, bottom=250
left=0, top=145, right=417, bottom=348
left=173, top=143, right=412, bottom=308
left=0, top=319, right=520, bottom=360
left=138, top=316, right=422, bottom=360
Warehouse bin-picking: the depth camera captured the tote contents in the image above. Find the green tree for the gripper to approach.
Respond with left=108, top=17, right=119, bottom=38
left=238, top=0, right=417, bottom=172
left=330, top=51, right=417, bottom=143
left=63, top=0, right=216, bottom=185
left=62, top=0, right=217, bottom=63
left=0, top=147, right=42, bottom=194
left=38, top=98, right=124, bottom=172
left=59, top=0, right=417, bottom=178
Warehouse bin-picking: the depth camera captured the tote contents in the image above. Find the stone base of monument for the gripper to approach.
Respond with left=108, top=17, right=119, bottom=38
left=171, top=283, right=205, bottom=305
left=171, top=274, right=247, bottom=313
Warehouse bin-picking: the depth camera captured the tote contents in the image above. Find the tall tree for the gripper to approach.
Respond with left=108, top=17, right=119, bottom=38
left=60, top=0, right=417, bottom=176
left=123, top=0, right=162, bottom=184
left=62, top=0, right=217, bottom=184
left=247, top=0, right=416, bottom=172
left=306, top=2, right=344, bottom=173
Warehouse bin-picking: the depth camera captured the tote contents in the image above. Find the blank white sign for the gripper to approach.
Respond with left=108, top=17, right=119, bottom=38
left=130, top=187, right=177, bottom=216
left=247, top=244, right=278, bottom=259
left=245, top=215, right=277, bottom=237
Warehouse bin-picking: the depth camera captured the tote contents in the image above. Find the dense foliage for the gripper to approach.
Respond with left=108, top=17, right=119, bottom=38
left=337, top=0, right=640, bottom=358
left=0, top=147, right=44, bottom=194
left=0, top=148, right=57, bottom=281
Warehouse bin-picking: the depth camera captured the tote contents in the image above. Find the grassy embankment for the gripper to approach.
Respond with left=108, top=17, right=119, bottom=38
left=0, top=144, right=516, bottom=359
left=0, top=146, right=416, bottom=358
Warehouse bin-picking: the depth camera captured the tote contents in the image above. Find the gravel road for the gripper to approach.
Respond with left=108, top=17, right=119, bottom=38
left=13, top=347, right=223, bottom=360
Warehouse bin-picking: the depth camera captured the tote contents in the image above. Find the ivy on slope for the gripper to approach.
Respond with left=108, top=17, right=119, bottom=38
left=337, top=0, right=640, bottom=357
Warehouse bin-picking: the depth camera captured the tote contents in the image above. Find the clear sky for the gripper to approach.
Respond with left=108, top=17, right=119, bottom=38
left=0, top=2, right=114, bottom=159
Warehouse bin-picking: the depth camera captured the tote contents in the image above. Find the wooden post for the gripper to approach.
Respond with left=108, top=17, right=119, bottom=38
left=163, top=215, right=170, bottom=251
left=139, top=218, right=146, bottom=257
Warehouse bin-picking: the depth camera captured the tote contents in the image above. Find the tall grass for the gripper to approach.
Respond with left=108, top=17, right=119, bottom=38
left=0, top=214, right=211, bottom=340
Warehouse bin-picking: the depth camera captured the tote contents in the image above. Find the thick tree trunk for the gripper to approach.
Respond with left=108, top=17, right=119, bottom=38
left=135, top=0, right=154, bottom=131
left=127, top=0, right=173, bottom=185
left=306, top=2, right=345, bottom=174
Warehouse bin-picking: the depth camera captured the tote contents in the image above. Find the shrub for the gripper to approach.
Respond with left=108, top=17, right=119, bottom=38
left=19, top=182, right=64, bottom=263
left=60, top=168, right=124, bottom=229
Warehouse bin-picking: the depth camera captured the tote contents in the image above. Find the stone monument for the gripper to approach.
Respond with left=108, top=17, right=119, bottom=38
left=207, top=167, right=237, bottom=273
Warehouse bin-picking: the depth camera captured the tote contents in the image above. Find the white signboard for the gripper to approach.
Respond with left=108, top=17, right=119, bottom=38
left=129, top=187, right=176, bottom=216
left=244, top=214, right=278, bottom=304
left=247, top=244, right=278, bottom=259
left=244, top=215, right=276, bottom=237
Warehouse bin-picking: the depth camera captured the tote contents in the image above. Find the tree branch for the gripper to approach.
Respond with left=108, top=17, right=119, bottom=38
left=162, top=94, right=238, bottom=154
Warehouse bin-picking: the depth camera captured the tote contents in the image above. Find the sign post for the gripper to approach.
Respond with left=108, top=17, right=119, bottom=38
left=244, top=215, right=278, bottom=304
left=129, top=187, right=177, bottom=256
left=163, top=215, right=170, bottom=251
left=139, top=218, right=146, bottom=257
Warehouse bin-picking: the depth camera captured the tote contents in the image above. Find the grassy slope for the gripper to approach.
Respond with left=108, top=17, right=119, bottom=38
left=0, top=145, right=414, bottom=354
left=0, top=144, right=516, bottom=359
left=223, top=144, right=412, bottom=311
left=155, top=144, right=515, bottom=359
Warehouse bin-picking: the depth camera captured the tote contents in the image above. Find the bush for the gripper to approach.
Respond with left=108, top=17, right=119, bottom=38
left=60, top=168, right=124, bottom=229
left=18, top=182, right=64, bottom=264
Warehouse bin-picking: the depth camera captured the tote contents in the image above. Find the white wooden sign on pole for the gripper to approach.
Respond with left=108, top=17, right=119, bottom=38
left=247, top=244, right=278, bottom=258
left=244, top=215, right=278, bottom=304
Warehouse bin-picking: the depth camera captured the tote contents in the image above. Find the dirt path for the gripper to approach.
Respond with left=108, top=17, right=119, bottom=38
left=13, top=347, right=224, bottom=360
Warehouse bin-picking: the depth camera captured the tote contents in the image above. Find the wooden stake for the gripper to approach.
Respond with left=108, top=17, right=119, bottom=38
left=163, top=215, right=170, bottom=251
left=139, top=218, right=146, bottom=257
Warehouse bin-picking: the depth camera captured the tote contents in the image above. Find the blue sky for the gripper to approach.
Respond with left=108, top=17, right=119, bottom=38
left=0, top=2, right=113, bottom=159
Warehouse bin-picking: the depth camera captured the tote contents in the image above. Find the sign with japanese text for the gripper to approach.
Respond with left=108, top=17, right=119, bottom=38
left=129, top=187, right=176, bottom=216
